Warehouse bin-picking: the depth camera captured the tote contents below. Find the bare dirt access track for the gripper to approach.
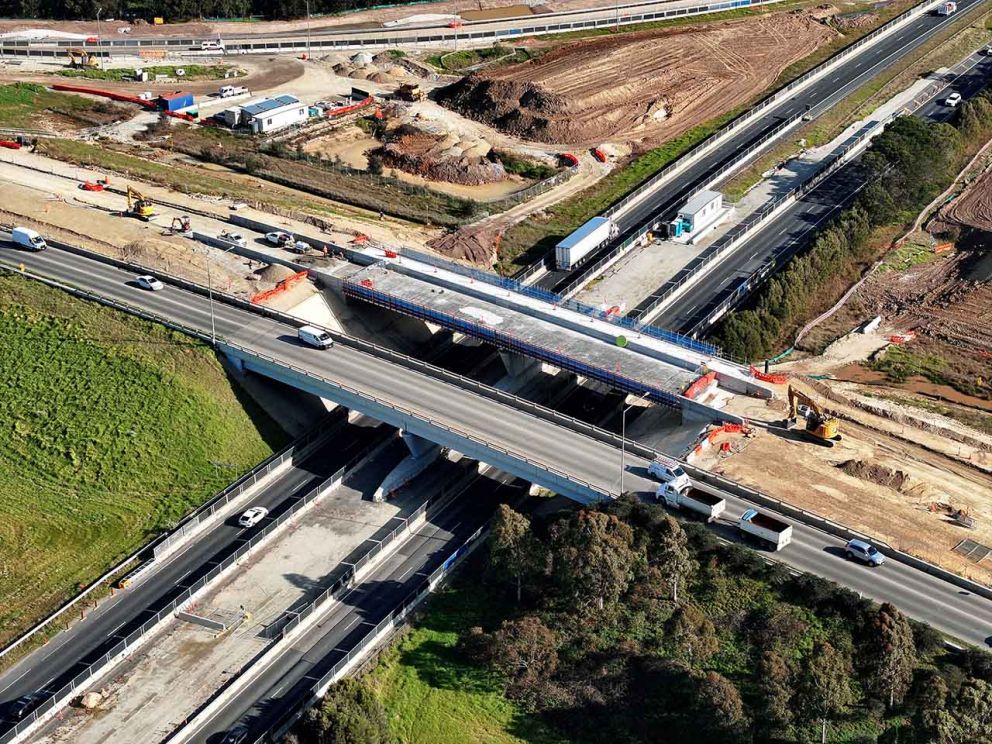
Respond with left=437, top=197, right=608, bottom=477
left=435, top=11, right=836, bottom=145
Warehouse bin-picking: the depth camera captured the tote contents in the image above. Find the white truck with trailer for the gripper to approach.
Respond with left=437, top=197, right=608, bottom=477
left=656, top=483, right=726, bottom=522
left=738, top=509, right=793, bottom=550
left=555, top=216, right=619, bottom=270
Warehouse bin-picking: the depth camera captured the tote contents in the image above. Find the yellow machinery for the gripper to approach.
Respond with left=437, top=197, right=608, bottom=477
left=67, top=48, right=99, bottom=69
left=787, top=386, right=841, bottom=446
left=126, top=186, right=157, bottom=221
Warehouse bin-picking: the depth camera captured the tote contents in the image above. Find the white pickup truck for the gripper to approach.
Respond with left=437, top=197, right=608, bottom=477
left=738, top=509, right=793, bottom=551
left=656, top=483, right=726, bottom=522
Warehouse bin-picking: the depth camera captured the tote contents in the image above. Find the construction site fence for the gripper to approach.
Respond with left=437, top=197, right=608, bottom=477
left=0, top=465, right=345, bottom=744
left=253, top=520, right=488, bottom=744
left=626, top=116, right=880, bottom=324
left=342, top=279, right=683, bottom=411
left=397, top=246, right=719, bottom=356
left=483, top=168, right=574, bottom=212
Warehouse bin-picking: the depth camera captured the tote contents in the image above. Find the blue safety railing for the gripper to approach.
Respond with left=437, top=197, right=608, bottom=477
left=397, top=247, right=720, bottom=357
left=343, top=280, right=683, bottom=410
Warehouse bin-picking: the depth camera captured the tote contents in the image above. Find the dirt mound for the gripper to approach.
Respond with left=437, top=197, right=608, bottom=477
left=256, top=263, right=298, bottom=282
left=428, top=225, right=502, bottom=266
left=834, top=11, right=879, bottom=30
left=942, top=166, right=992, bottom=231
left=435, top=12, right=835, bottom=144
left=838, top=460, right=911, bottom=491
left=370, top=123, right=507, bottom=185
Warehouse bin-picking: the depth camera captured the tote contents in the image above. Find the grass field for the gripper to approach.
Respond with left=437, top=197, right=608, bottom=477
left=0, top=273, right=285, bottom=648
left=367, top=579, right=564, bottom=744
left=0, top=82, right=123, bottom=129
left=57, top=64, right=232, bottom=81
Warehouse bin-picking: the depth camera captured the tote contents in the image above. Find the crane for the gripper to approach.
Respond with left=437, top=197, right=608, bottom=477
left=787, top=386, right=841, bottom=446
left=125, top=186, right=157, bottom=221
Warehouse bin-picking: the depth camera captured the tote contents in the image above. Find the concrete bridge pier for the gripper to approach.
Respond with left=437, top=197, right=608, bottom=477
left=498, top=351, right=542, bottom=381
left=373, top=429, right=442, bottom=503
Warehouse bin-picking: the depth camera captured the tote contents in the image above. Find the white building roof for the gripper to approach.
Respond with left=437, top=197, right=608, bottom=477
left=680, top=189, right=722, bottom=216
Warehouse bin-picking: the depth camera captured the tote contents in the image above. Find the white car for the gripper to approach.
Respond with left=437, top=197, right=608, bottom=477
left=290, top=240, right=309, bottom=254
left=238, top=506, right=269, bottom=528
left=265, top=231, right=293, bottom=246
left=219, top=231, right=247, bottom=247
left=136, top=275, right=164, bottom=291
left=945, top=92, right=962, bottom=108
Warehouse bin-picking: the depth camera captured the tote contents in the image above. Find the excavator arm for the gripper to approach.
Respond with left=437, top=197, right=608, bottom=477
left=787, top=385, right=841, bottom=445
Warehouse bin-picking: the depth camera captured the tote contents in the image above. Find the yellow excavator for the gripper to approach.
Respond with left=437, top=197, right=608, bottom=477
left=126, top=186, right=157, bottom=221
left=67, top=48, right=99, bottom=69
left=787, top=386, right=841, bottom=446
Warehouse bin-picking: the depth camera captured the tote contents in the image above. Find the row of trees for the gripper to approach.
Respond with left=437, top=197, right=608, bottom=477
left=713, top=92, right=992, bottom=361
left=0, top=0, right=392, bottom=21
left=294, top=498, right=992, bottom=742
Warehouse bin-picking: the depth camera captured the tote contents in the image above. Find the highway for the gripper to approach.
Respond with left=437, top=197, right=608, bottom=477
left=540, top=0, right=986, bottom=294
left=192, top=473, right=519, bottom=743
left=3, top=242, right=992, bottom=656
left=653, top=45, right=992, bottom=336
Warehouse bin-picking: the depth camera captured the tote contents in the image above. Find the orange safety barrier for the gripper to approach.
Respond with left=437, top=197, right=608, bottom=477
left=0, top=140, right=21, bottom=149
left=250, top=270, right=309, bottom=304
left=51, top=83, right=157, bottom=110
left=384, top=249, right=398, bottom=258
left=352, top=234, right=370, bottom=244
left=933, top=242, right=954, bottom=254
left=888, top=330, right=917, bottom=344
left=325, top=96, right=374, bottom=118
left=749, top=365, right=787, bottom=384
left=592, top=148, right=607, bottom=163
left=683, top=371, right=717, bottom=400
left=560, top=152, right=580, bottom=167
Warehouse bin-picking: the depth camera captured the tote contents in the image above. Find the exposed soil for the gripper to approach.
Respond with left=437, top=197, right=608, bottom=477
left=371, top=123, right=507, bottom=185
left=942, top=165, right=992, bottom=232
left=838, top=459, right=911, bottom=491
left=434, top=11, right=836, bottom=145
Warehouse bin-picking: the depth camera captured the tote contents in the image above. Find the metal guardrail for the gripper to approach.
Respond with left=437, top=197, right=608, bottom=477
left=0, top=0, right=784, bottom=55
left=164, top=471, right=482, bottom=743
left=0, top=463, right=345, bottom=744
left=253, top=519, right=488, bottom=744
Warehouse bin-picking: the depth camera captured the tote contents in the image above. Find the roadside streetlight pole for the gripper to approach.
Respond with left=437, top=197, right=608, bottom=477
left=619, top=391, right=650, bottom=495
left=207, top=244, right=238, bottom=346
left=96, top=8, right=104, bottom=70
left=305, top=0, right=312, bottom=59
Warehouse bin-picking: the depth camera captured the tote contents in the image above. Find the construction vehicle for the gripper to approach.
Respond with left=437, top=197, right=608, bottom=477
left=126, top=186, right=157, bottom=221
left=787, top=386, right=841, bottom=445
left=395, top=83, right=425, bottom=102
left=169, top=215, right=192, bottom=235
left=67, top=48, right=99, bottom=69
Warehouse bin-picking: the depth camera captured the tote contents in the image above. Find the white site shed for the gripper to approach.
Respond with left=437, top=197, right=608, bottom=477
left=241, top=94, right=307, bottom=134
left=677, top=190, right=723, bottom=235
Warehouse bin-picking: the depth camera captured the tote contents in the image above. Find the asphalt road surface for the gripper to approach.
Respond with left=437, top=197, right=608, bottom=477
left=652, top=45, right=992, bottom=336
left=4, top=243, right=992, bottom=655
left=539, top=0, right=986, bottom=292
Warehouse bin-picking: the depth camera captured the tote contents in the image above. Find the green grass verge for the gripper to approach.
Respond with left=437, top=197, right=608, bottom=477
left=0, top=82, right=112, bottom=129
left=57, top=64, right=232, bottom=81
left=426, top=45, right=532, bottom=72
left=367, top=579, right=565, bottom=744
left=0, top=272, right=285, bottom=648
left=496, top=111, right=738, bottom=275
left=870, top=344, right=950, bottom=385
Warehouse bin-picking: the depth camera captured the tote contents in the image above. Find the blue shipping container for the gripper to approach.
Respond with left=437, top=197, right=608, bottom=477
left=158, top=92, right=194, bottom=111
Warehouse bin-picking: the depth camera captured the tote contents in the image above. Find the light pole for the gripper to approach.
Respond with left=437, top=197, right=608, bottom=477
left=619, top=391, right=650, bottom=495
left=96, top=7, right=104, bottom=70
left=207, top=244, right=238, bottom=345
left=305, top=0, right=312, bottom=60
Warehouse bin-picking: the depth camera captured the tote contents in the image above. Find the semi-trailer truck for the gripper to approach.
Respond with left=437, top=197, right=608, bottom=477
left=738, top=509, right=793, bottom=550
left=655, top=483, right=726, bottom=522
left=555, top=216, right=619, bottom=270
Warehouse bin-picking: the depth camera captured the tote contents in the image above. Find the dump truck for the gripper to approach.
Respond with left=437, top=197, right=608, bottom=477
left=555, top=216, right=619, bottom=269
left=738, top=509, right=793, bottom=550
left=396, top=83, right=425, bottom=102
left=656, top=483, right=726, bottom=522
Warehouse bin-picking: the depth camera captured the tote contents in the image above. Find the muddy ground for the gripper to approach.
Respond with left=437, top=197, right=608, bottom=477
left=435, top=11, right=835, bottom=145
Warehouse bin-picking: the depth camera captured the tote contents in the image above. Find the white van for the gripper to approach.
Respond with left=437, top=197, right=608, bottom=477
left=647, top=455, right=691, bottom=492
left=11, top=226, right=47, bottom=251
left=201, top=39, right=225, bottom=51
left=298, top=325, right=333, bottom=349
